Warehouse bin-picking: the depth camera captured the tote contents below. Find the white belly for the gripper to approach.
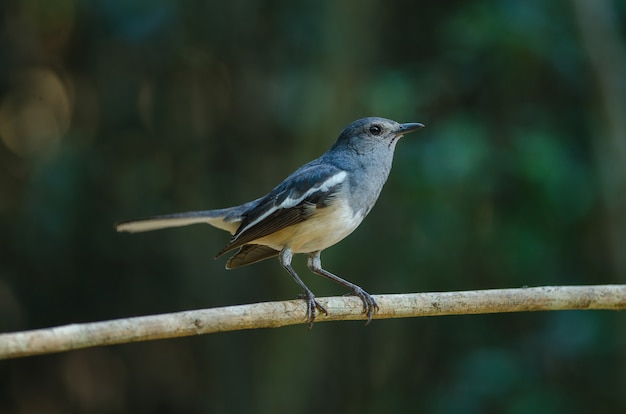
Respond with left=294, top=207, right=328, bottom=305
left=254, top=198, right=364, bottom=253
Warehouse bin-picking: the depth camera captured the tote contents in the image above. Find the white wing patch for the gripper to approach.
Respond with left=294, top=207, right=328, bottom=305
left=234, top=170, right=348, bottom=239
left=281, top=170, right=347, bottom=209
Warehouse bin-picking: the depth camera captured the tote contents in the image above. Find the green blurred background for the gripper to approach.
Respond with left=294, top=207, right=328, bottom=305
left=1, top=0, right=626, bottom=412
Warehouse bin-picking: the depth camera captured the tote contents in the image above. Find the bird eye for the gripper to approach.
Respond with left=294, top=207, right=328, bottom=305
left=369, top=124, right=383, bottom=136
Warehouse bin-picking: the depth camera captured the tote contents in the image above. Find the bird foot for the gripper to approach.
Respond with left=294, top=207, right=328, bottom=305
left=297, top=292, right=328, bottom=330
left=347, top=287, right=379, bottom=325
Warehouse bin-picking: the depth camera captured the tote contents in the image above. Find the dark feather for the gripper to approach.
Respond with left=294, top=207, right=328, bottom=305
left=226, top=244, right=279, bottom=269
left=215, top=203, right=315, bottom=257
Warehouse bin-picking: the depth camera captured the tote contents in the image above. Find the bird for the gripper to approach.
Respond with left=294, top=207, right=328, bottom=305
left=116, top=117, right=424, bottom=328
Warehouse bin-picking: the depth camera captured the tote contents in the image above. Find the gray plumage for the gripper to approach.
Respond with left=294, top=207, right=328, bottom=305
left=116, top=117, right=424, bottom=328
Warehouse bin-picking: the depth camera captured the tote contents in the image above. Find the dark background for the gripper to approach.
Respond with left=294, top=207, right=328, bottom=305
left=1, top=1, right=626, bottom=413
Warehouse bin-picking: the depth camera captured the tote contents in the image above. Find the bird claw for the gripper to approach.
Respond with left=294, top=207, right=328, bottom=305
left=350, top=287, right=379, bottom=325
left=298, top=292, right=328, bottom=330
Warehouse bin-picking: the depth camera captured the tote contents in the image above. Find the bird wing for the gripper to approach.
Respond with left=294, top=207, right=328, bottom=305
left=215, top=163, right=347, bottom=257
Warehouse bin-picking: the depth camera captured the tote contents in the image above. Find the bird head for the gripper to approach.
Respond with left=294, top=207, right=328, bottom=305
left=335, top=117, right=424, bottom=152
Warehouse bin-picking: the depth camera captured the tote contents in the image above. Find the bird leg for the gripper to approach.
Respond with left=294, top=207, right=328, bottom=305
left=279, top=248, right=328, bottom=329
left=307, top=251, right=379, bottom=324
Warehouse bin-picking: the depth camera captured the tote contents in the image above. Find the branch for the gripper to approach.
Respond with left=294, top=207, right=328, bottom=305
left=1, top=284, right=624, bottom=359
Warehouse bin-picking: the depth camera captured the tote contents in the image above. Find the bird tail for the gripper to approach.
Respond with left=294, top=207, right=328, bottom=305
left=115, top=209, right=241, bottom=234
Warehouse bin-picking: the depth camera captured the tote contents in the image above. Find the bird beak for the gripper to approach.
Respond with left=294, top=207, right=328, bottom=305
left=395, top=122, right=425, bottom=136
